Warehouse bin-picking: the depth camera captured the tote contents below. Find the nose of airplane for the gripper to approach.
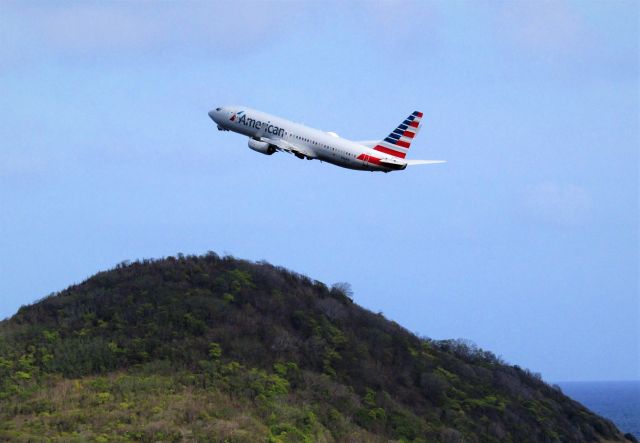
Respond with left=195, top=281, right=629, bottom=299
left=208, top=109, right=216, bottom=120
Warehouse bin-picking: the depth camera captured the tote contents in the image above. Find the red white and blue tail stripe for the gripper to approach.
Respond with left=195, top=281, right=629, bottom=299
left=373, top=111, right=423, bottom=159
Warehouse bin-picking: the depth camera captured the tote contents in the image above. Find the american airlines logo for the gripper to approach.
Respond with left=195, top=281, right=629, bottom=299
left=229, top=110, right=244, bottom=122
left=232, top=110, right=284, bottom=137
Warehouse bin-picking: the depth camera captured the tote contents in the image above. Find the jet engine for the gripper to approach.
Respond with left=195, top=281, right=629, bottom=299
left=248, top=138, right=275, bottom=155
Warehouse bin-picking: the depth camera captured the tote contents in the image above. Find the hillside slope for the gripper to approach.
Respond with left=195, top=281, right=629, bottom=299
left=0, top=253, right=632, bottom=442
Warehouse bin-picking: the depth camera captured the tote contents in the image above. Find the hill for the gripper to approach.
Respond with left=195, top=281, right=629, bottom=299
left=0, top=253, right=634, bottom=442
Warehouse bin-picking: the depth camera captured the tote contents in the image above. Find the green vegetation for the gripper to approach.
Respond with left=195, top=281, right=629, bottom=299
left=0, top=253, right=631, bottom=441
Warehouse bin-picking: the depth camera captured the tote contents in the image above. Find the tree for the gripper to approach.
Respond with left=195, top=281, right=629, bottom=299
left=330, top=282, right=353, bottom=302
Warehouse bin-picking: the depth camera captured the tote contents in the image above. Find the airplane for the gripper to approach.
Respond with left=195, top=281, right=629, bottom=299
left=208, top=106, right=445, bottom=172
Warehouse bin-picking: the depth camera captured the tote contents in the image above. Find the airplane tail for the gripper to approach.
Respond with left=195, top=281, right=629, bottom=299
left=372, top=111, right=423, bottom=159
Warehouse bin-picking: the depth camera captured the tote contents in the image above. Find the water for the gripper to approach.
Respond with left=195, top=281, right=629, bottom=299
left=558, top=381, right=640, bottom=439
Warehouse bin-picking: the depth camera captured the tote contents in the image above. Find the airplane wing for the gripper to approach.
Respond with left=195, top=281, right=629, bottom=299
left=405, top=160, right=446, bottom=165
left=260, top=137, right=316, bottom=159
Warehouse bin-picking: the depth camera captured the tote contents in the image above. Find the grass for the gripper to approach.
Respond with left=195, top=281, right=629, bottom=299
left=0, top=367, right=386, bottom=443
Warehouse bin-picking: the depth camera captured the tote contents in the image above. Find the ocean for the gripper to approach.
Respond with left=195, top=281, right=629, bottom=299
left=558, top=381, right=640, bottom=439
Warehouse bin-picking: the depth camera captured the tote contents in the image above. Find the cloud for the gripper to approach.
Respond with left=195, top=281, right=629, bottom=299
left=0, top=2, right=307, bottom=67
left=522, top=183, right=592, bottom=227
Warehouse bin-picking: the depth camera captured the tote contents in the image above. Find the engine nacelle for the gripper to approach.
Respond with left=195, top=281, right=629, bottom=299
left=248, top=138, right=276, bottom=155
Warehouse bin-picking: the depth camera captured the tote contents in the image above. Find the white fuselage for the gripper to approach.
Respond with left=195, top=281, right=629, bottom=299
left=208, top=106, right=404, bottom=172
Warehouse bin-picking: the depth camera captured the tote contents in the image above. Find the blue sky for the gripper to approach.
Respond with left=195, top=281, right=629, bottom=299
left=0, top=1, right=637, bottom=382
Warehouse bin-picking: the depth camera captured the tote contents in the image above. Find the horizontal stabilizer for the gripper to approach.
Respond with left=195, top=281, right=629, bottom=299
left=406, top=160, right=446, bottom=166
left=379, top=157, right=406, bottom=166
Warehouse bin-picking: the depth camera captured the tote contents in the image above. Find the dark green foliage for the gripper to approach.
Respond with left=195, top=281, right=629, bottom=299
left=0, top=253, right=631, bottom=442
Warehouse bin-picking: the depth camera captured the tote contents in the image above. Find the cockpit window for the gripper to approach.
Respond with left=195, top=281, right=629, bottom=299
left=215, top=107, right=222, bottom=111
